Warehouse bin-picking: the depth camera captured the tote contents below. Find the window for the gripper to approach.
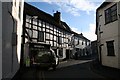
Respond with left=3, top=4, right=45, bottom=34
left=59, top=49, right=63, bottom=57
left=33, top=19, right=37, bottom=25
left=46, top=33, right=50, bottom=39
left=105, top=4, right=117, bottom=24
left=38, top=31, right=44, bottom=42
left=82, top=41, right=84, bottom=45
left=33, top=30, right=38, bottom=38
left=106, top=40, right=115, bottom=56
left=38, top=20, right=42, bottom=26
left=43, top=22, right=45, bottom=27
left=58, top=36, right=62, bottom=44
left=46, top=23, right=49, bottom=28
left=33, top=25, right=37, bottom=30
left=26, top=15, right=32, bottom=23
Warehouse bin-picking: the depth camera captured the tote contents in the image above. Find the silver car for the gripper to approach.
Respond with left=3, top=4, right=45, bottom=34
left=33, top=49, right=59, bottom=70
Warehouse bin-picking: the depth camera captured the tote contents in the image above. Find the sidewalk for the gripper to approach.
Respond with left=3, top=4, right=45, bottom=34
left=90, top=59, right=120, bottom=80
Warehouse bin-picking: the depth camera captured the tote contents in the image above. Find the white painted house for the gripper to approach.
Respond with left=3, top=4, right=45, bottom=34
left=72, top=32, right=91, bottom=58
left=0, top=0, right=24, bottom=79
left=96, top=1, right=120, bottom=69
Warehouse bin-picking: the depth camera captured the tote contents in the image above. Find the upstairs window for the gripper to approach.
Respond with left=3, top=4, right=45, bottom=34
left=58, top=36, right=62, bottom=44
left=106, top=40, right=115, bottom=56
left=105, top=4, right=117, bottom=24
left=38, top=31, right=44, bottom=42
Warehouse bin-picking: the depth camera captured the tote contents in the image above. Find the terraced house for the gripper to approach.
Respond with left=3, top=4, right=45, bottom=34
left=96, top=1, right=120, bottom=69
left=21, top=3, right=91, bottom=66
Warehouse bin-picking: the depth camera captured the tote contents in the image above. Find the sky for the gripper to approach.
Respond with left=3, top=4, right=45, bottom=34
left=27, top=0, right=106, bottom=41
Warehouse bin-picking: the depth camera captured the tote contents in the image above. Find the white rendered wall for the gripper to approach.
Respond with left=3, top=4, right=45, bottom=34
left=118, top=1, right=120, bottom=69
left=97, top=2, right=119, bottom=69
left=0, top=1, right=2, bottom=80
left=2, top=0, right=24, bottom=79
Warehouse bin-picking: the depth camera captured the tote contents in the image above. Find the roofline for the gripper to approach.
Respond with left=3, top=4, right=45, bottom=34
left=24, top=2, right=72, bottom=33
left=96, top=2, right=111, bottom=11
left=96, top=2, right=111, bottom=34
left=24, top=2, right=90, bottom=41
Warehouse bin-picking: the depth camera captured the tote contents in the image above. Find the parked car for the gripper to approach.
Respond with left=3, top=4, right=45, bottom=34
left=33, top=49, right=59, bottom=70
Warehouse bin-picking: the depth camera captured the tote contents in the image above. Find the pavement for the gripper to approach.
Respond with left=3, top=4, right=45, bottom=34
left=12, top=66, right=37, bottom=80
left=12, top=58, right=120, bottom=80
left=90, top=59, right=120, bottom=80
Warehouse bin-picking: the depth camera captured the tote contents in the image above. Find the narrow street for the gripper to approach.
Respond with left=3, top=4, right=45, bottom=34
left=37, top=59, right=105, bottom=80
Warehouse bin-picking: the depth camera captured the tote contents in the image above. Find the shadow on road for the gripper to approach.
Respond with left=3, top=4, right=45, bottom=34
left=43, top=61, right=104, bottom=79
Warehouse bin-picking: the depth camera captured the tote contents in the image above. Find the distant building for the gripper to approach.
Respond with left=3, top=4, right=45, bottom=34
left=91, top=40, right=98, bottom=57
left=71, top=32, right=91, bottom=59
left=0, top=0, right=24, bottom=79
left=96, top=1, right=120, bottom=69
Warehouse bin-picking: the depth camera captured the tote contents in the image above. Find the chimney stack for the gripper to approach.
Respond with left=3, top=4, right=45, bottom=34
left=80, top=33, right=83, bottom=36
left=54, top=11, right=61, bottom=24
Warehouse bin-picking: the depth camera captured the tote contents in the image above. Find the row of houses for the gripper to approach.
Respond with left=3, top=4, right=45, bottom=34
left=21, top=2, right=91, bottom=63
left=0, top=1, right=91, bottom=79
left=96, top=1, right=120, bottom=69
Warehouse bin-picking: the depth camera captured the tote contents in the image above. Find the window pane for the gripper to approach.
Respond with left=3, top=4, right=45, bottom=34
left=105, top=9, right=111, bottom=23
left=42, top=28, right=45, bottom=31
left=50, top=41, right=53, bottom=46
left=38, top=27, right=41, bottom=31
left=26, top=15, right=32, bottom=23
left=50, top=30, right=53, bottom=34
left=33, top=19, right=37, bottom=25
left=33, top=30, right=37, bottom=38
left=28, top=29, right=32, bottom=37
left=26, top=23, right=31, bottom=28
left=46, top=29, right=49, bottom=33
left=50, top=34, right=53, bottom=40
left=33, top=25, right=37, bottom=30
left=54, top=42, right=56, bottom=46
left=105, top=4, right=117, bottom=24
left=46, top=33, right=49, bottom=39
left=39, top=20, right=42, bottom=26
left=50, top=25, right=53, bottom=30
left=111, top=4, right=117, bottom=11
left=54, top=36, right=56, bottom=40
left=46, top=23, right=49, bottom=28
left=38, top=31, right=44, bottom=42
left=46, top=41, right=49, bottom=44
left=43, top=22, right=45, bottom=27
left=106, top=41, right=115, bottom=56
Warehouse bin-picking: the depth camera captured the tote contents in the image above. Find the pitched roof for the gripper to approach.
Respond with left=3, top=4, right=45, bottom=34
left=24, top=2, right=90, bottom=41
left=24, top=2, right=71, bottom=32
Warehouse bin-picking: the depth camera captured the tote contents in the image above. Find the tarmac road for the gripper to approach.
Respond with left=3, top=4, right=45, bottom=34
left=38, top=60, right=105, bottom=80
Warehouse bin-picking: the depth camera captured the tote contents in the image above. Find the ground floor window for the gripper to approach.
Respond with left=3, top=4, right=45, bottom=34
left=38, top=31, right=44, bottom=42
left=106, top=40, right=115, bottom=56
left=59, top=49, right=63, bottom=57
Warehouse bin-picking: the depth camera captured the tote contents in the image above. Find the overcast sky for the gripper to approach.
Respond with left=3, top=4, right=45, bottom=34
left=28, top=0, right=105, bottom=41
